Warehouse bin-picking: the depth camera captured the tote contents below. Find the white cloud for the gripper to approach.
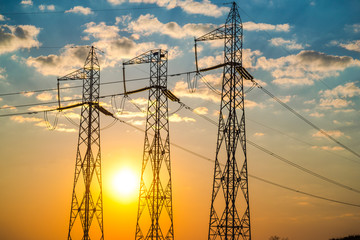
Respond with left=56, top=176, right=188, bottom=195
left=169, top=113, right=196, bottom=123
left=108, top=0, right=127, bottom=5
left=311, top=146, right=344, bottom=151
left=0, top=67, right=7, bottom=80
left=0, top=24, right=41, bottom=54
left=312, top=130, right=344, bottom=138
left=130, top=97, right=148, bottom=106
left=176, top=0, right=229, bottom=17
left=320, top=82, right=360, bottom=98
left=309, top=112, right=324, bottom=118
left=256, top=50, right=360, bottom=87
left=115, top=15, right=132, bottom=25
left=20, top=0, right=33, bottom=5
left=193, top=106, right=208, bottom=115
left=36, top=92, right=53, bottom=101
left=339, top=40, right=360, bottom=52
left=65, top=6, right=94, bottom=15
left=319, top=98, right=352, bottom=109
left=128, top=14, right=217, bottom=39
left=26, top=45, right=90, bottom=76
left=39, top=5, right=55, bottom=11
left=254, top=132, right=265, bottom=136
left=243, top=21, right=290, bottom=32
left=269, top=37, right=306, bottom=50
left=0, top=15, right=6, bottom=21
left=84, top=22, right=120, bottom=39
left=173, top=80, right=220, bottom=102
left=350, top=23, right=360, bottom=33
left=109, top=0, right=228, bottom=17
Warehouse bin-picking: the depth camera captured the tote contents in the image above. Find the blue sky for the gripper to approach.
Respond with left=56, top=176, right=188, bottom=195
left=0, top=0, right=360, bottom=240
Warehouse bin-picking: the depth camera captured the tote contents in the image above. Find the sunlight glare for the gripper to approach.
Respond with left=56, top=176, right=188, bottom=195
left=112, top=167, right=138, bottom=200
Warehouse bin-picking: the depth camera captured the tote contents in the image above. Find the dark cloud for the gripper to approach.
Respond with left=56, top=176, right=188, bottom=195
left=298, top=50, right=352, bottom=67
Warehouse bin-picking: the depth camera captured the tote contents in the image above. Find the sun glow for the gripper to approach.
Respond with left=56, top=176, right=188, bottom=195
left=112, top=167, right=139, bottom=201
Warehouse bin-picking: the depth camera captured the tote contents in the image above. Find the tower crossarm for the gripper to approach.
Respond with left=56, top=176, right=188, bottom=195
left=195, top=25, right=227, bottom=42
left=123, top=49, right=167, bottom=65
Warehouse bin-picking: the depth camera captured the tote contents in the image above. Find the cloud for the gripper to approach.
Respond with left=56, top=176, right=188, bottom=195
left=130, top=97, right=148, bottom=106
left=115, top=110, right=146, bottom=119
left=311, top=146, right=344, bottom=151
left=243, top=21, right=290, bottom=32
left=269, top=37, right=306, bottom=50
left=0, top=67, right=7, bottom=79
left=312, top=130, right=344, bottom=138
left=115, top=15, right=132, bottom=25
left=169, top=113, right=196, bottom=123
left=65, top=6, right=94, bottom=15
left=84, top=22, right=120, bottom=39
left=350, top=23, right=360, bottom=33
left=319, top=98, right=352, bottom=109
left=173, top=80, right=220, bottom=102
left=20, top=0, right=33, bottom=5
left=0, top=15, right=6, bottom=21
left=193, top=106, right=208, bottom=115
left=109, top=0, right=228, bottom=17
left=128, top=14, right=217, bottom=39
left=309, top=112, right=324, bottom=118
left=256, top=50, right=360, bottom=87
left=26, top=45, right=90, bottom=76
left=39, top=5, right=55, bottom=11
left=36, top=92, right=53, bottom=101
left=339, top=40, right=360, bottom=52
left=320, top=82, right=360, bottom=98
left=176, top=0, right=229, bottom=17
left=254, top=132, right=265, bottom=136
left=0, top=24, right=41, bottom=54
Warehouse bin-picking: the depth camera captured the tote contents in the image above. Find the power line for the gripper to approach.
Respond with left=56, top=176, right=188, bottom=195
left=178, top=100, right=360, bottom=194
left=111, top=112, right=360, bottom=208
left=250, top=175, right=360, bottom=208
left=0, top=70, right=193, bottom=99
left=248, top=117, right=359, bottom=165
left=0, top=77, right=149, bottom=98
left=252, top=81, right=360, bottom=159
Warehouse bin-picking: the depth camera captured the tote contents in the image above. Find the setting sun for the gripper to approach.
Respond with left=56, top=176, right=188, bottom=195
left=112, top=167, right=139, bottom=200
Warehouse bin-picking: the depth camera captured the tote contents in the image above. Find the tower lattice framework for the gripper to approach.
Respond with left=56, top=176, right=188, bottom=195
left=123, top=49, right=174, bottom=240
left=58, top=46, right=104, bottom=240
left=195, top=2, right=251, bottom=239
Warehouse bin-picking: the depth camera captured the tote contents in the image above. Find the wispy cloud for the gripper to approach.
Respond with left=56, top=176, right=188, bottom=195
left=20, top=0, right=33, bottom=6
left=269, top=37, right=307, bottom=50
left=243, top=21, right=290, bottom=32
left=39, top=5, right=55, bottom=11
left=312, top=130, right=344, bottom=138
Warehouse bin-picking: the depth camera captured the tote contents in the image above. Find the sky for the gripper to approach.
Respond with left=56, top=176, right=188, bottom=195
left=0, top=0, right=360, bottom=239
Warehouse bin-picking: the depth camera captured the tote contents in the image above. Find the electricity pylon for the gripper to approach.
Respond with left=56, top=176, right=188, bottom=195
left=58, top=46, right=104, bottom=240
left=123, top=49, right=174, bottom=240
left=195, top=2, right=251, bottom=239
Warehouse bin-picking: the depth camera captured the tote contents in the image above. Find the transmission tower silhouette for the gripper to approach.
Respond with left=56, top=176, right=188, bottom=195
left=58, top=46, right=104, bottom=240
left=195, top=2, right=252, bottom=239
left=123, top=49, right=174, bottom=240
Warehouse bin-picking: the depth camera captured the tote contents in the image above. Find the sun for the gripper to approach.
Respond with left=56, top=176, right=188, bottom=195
left=112, top=167, right=138, bottom=200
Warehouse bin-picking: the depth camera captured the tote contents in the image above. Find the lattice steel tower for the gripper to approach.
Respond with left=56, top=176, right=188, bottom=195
left=195, top=2, right=251, bottom=239
left=123, top=49, right=174, bottom=240
left=58, top=46, right=104, bottom=240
